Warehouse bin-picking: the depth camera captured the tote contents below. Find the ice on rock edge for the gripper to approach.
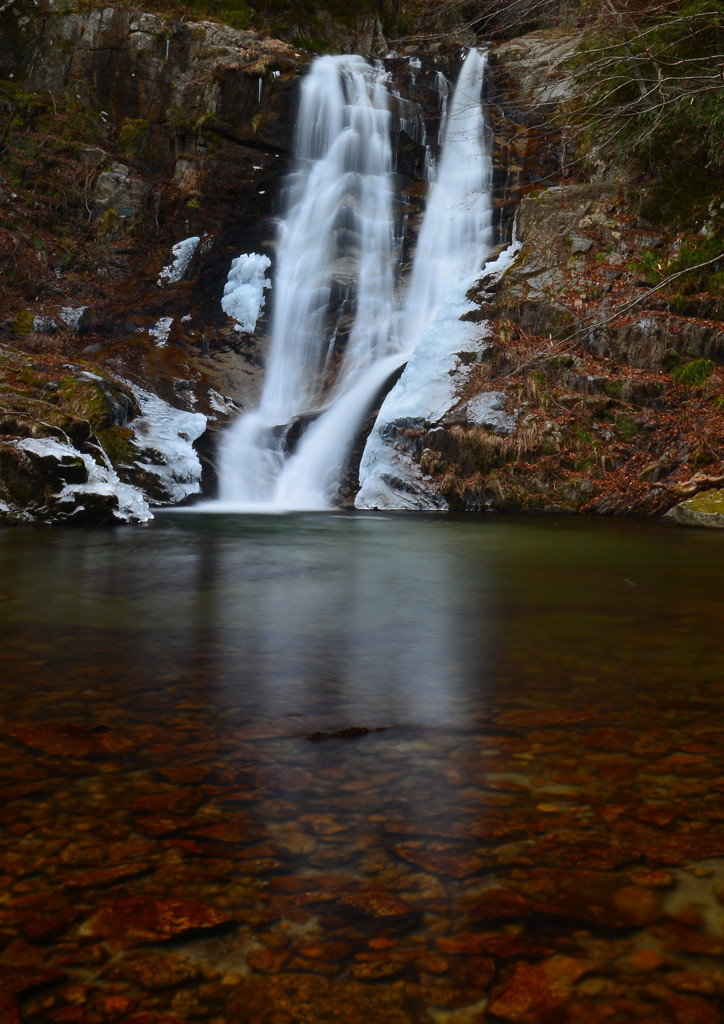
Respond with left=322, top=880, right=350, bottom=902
left=149, top=317, right=173, bottom=347
left=221, top=253, right=271, bottom=333
left=129, top=385, right=207, bottom=505
left=158, top=236, right=201, bottom=286
left=355, top=239, right=523, bottom=511
left=12, top=385, right=206, bottom=522
left=15, top=436, right=154, bottom=523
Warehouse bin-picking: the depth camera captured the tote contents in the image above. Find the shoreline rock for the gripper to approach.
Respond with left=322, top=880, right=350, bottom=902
left=674, top=489, right=724, bottom=529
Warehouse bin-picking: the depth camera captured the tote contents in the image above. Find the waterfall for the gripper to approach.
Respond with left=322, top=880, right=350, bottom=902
left=216, top=49, right=492, bottom=511
left=398, top=49, right=492, bottom=352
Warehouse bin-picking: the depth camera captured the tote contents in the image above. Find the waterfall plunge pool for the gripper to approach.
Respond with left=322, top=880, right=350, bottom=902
left=3, top=514, right=724, bottom=1022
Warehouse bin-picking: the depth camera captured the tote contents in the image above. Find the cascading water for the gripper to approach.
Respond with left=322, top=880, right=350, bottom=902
left=397, top=48, right=492, bottom=352
left=217, top=48, right=492, bottom=511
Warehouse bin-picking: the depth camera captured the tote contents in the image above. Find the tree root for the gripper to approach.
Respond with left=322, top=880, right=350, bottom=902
left=653, top=473, right=724, bottom=499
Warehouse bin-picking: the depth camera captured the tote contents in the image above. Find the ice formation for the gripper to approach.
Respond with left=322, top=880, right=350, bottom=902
left=221, top=253, right=271, bottom=333
left=158, top=236, right=201, bottom=286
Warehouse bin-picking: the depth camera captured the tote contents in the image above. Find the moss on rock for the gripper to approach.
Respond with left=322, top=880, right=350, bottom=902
left=674, top=489, right=724, bottom=529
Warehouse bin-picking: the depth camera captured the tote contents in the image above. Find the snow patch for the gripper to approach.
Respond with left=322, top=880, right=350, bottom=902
left=221, top=253, right=271, bottom=333
left=59, top=306, right=88, bottom=329
left=157, top=236, right=201, bottom=286
left=208, top=389, right=236, bottom=416
left=149, top=317, right=173, bottom=347
left=464, top=392, right=516, bottom=436
left=32, top=316, right=58, bottom=333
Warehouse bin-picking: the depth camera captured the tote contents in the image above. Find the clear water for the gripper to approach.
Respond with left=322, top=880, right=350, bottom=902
left=2, top=515, right=723, bottom=725
left=4, top=516, right=724, bottom=1022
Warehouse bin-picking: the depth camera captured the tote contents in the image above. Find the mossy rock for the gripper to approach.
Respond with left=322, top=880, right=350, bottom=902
left=674, top=489, right=724, bottom=529
left=95, top=425, right=136, bottom=467
left=11, top=310, right=34, bottom=335
left=59, top=376, right=137, bottom=433
left=0, top=440, right=86, bottom=506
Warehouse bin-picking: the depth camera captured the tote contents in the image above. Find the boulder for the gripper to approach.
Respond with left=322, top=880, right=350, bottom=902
left=93, top=163, right=153, bottom=219
left=674, top=490, right=724, bottom=529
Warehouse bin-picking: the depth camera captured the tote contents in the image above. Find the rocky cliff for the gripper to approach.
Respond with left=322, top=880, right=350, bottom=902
left=0, top=0, right=722, bottom=523
left=0, top=0, right=304, bottom=520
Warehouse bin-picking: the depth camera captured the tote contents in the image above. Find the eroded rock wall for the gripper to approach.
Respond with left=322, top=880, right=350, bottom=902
left=0, top=0, right=310, bottom=520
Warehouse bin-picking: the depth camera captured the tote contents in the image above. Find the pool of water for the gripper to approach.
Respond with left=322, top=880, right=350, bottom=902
left=2, top=513, right=724, bottom=1022
left=3, top=512, right=723, bottom=724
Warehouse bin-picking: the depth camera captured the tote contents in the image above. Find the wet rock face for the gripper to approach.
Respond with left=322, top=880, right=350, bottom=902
left=93, top=163, right=153, bottom=221
left=0, top=0, right=303, bottom=234
left=12, top=5, right=301, bottom=157
left=492, top=28, right=582, bottom=116
left=486, top=29, right=582, bottom=244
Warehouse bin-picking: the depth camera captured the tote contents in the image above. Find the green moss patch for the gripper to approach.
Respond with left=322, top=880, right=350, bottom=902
left=675, top=489, right=724, bottom=529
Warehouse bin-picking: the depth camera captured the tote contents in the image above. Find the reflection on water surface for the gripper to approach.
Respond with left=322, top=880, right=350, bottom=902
left=1, top=515, right=724, bottom=1022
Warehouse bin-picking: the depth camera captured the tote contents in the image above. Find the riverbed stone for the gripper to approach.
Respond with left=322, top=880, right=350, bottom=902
left=80, top=897, right=233, bottom=946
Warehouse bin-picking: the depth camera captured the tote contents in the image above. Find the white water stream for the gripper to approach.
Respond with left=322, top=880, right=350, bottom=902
left=217, top=48, right=492, bottom=510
